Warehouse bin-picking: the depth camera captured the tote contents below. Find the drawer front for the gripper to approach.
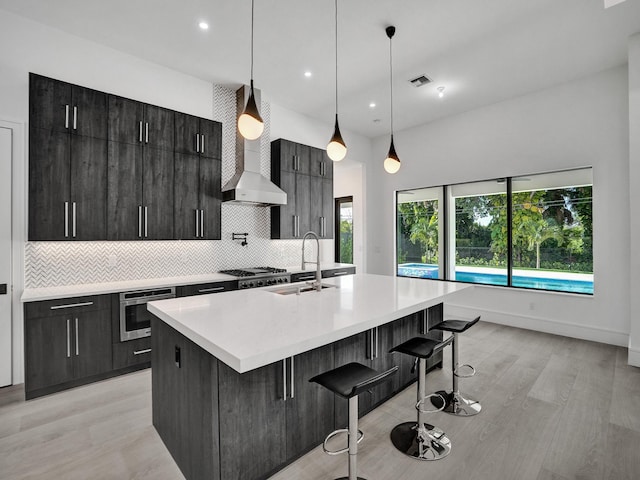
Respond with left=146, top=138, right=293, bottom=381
left=290, top=272, right=318, bottom=283
left=25, top=294, right=111, bottom=319
left=177, top=280, right=238, bottom=297
left=112, top=337, right=152, bottom=370
left=321, top=267, right=356, bottom=278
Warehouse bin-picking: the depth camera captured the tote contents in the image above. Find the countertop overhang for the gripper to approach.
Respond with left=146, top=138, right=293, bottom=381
left=147, top=273, right=472, bottom=373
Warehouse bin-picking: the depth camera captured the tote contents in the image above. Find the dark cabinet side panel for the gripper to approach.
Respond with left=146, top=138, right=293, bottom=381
left=70, top=135, right=107, bottom=240
left=107, top=141, right=142, bottom=240
left=333, top=331, right=371, bottom=427
left=321, top=177, right=334, bottom=239
left=218, top=361, right=286, bottom=480
left=28, top=128, right=70, bottom=241
left=370, top=323, right=398, bottom=405
left=272, top=170, right=297, bottom=239
left=296, top=173, right=312, bottom=236
left=309, top=176, right=323, bottom=237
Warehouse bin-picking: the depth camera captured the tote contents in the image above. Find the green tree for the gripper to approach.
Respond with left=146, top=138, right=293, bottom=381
left=339, top=219, right=353, bottom=263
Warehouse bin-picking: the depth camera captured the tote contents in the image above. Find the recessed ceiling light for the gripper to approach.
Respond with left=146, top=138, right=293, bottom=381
left=198, top=21, right=209, bottom=30
left=369, top=102, right=376, bottom=108
left=304, top=71, right=312, bottom=78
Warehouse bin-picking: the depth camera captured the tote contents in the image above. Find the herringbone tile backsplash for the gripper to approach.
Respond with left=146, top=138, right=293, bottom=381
left=25, top=85, right=332, bottom=288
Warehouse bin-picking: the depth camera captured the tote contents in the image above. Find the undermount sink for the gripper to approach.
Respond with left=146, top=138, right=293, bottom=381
left=269, top=283, right=337, bottom=295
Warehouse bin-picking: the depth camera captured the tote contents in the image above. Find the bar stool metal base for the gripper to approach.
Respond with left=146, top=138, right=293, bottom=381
left=390, top=421, right=452, bottom=461
left=431, top=390, right=482, bottom=416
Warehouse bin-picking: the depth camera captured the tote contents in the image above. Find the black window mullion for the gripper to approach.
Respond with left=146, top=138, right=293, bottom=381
left=506, top=177, right=513, bottom=287
left=442, top=185, right=448, bottom=280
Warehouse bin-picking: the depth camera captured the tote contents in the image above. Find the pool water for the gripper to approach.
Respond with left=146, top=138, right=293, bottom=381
left=397, top=263, right=593, bottom=294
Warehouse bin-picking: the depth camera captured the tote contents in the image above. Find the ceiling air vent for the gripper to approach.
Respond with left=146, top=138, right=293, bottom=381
left=409, top=75, right=432, bottom=87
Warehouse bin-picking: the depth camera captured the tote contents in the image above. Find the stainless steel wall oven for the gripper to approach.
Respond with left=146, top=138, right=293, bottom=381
left=119, top=287, right=175, bottom=341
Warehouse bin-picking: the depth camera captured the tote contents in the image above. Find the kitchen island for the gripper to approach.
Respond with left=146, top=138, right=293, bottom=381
left=148, top=273, right=471, bottom=480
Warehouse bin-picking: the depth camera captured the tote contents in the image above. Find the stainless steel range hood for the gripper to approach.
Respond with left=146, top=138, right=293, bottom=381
left=222, top=85, right=287, bottom=206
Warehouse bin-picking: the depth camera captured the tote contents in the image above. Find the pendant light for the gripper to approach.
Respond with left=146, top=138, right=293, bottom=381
left=384, top=26, right=401, bottom=174
left=238, top=0, right=264, bottom=140
left=326, top=0, right=347, bottom=162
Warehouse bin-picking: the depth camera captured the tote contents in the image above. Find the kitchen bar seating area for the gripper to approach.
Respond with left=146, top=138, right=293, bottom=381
left=1, top=319, right=637, bottom=479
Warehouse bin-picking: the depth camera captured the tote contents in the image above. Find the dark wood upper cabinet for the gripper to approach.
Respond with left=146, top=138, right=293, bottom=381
left=30, top=74, right=221, bottom=242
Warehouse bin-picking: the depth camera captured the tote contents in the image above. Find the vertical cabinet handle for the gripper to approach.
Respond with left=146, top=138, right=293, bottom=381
left=65, top=105, right=70, bottom=129
left=375, top=327, right=379, bottom=358
left=73, top=106, right=77, bottom=130
left=144, top=206, right=148, bottom=238
left=66, top=319, right=71, bottom=358
left=282, top=359, right=287, bottom=401
left=75, top=318, right=79, bottom=356
left=290, top=356, right=295, bottom=399
left=72, top=202, right=77, bottom=238
left=201, top=134, right=205, bottom=154
left=195, top=210, right=199, bottom=237
left=145, top=122, right=149, bottom=143
left=139, top=121, right=143, bottom=143
left=64, top=201, right=69, bottom=238
left=195, top=133, right=200, bottom=153
left=138, top=205, right=143, bottom=238
left=200, top=209, right=204, bottom=238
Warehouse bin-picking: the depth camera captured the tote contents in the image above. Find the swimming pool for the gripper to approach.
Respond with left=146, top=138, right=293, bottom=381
left=397, top=263, right=593, bottom=294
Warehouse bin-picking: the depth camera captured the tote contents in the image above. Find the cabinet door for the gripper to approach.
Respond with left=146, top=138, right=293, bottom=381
left=73, top=309, right=112, bottom=379
left=295, top=144, right=311, bottom=175
left=272, top=170, right=297, bottom=239
left=286, top=344, right=335, bottom=459
left=25, top=315, right=74, bottom=392
left=321, top=177, right=334, bottom=238
left=107, top=141, right=143, bottom=240
left=29, top=74, right=71, bottom=134
left=370, top=323, right=398, bottom=405
left=174, top=152, right=200, bottom=239
left=70, top=135, right=107, bottom=240
left=296, top=173, right=311, bottom=237
left=309, top=147, right=330, bottom=177
left=72, top=85, right=107, bottom=139
left=218, top=361, right=286, bottom=480
left=144, top=105, right=174, bottom=151
left=200, top=157, right=222, bottom=239
left=393, top=312, right=422, bottom=389
left=108, top=95, right=143, bottom=145
left=28, top=128, right=70, bottom=241
left=309, top=176, right=323, bottom=237
left=333, top=331, right=371, bottom=427
left=143, top=146, right=174, bottom=239
left=278, top=139, right=298, bottom=173
left=174, top=113, right=200, bottom=155
left=199, top=119, right=222, bottom=159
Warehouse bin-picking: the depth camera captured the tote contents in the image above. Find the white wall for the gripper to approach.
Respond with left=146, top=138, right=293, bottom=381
left=629, top=33, right=640, bottom=366
left=367, top=66, right=631, bottom=347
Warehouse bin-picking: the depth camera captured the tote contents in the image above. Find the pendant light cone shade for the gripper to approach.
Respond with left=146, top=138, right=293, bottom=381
left=327, top=114, right=347, bottom=161
left=327, top=0, right=347, bottom=162
left=238, top=0, right=264, bottom=140
left=383, top=25, right=401, bottom=174
left=384, top=135, right=401, bottom=174
left=238, top=80, right=264, bottom=140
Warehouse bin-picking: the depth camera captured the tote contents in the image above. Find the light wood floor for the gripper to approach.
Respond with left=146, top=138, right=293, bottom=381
left=1, top=321, right=639, bottom=480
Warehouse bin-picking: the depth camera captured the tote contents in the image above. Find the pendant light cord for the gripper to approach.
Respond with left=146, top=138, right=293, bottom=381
left=250, top=0, right=255, bottom=81
left=389, top=32, right=394, bottom=134
left=335, top=0, right=338, bottom=114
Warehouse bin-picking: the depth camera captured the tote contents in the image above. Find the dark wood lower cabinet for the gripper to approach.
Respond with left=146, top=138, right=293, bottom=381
left=151, top=303, right=446, bottom=480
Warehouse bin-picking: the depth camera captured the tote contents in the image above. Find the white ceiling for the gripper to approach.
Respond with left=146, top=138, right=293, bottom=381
left=1, top=0, right=639, bottom=138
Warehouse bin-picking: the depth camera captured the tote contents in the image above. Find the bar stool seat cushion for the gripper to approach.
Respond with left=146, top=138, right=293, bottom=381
left=432, top=316, right=480, bottom=333
left=309, top=362, right=397, bottom=399
left=390, top=336, right=442, bottom=359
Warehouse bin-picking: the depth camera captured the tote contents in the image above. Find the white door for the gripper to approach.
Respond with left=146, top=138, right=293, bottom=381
left=0, top=127, right=12, bottom=386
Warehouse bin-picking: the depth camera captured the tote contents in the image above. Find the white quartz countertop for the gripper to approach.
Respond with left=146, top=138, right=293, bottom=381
left=20, top=263, right=355, bottom=302
left=147, top=273, right=472, bottom=373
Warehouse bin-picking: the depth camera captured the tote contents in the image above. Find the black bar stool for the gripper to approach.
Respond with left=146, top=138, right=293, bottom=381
left=310, top=362, right=398, bottom=480
left=389, top=336, right=452, bottom=461
left=430, top=316, right=482, bottom=416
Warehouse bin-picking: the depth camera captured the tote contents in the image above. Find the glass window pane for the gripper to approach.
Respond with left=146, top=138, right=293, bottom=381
left=338, top=199, right=353, bottom=264
left=511, top=168, right=593, bottom=294
left=452, top=180, right=507, bottom=286
left=397, top=187, right=441, bottom=279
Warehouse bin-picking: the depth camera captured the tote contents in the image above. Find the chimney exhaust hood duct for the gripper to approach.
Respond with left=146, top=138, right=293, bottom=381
left=221, top=85, right=287, bottom=206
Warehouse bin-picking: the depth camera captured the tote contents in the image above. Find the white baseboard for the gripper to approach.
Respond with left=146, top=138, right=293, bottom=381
left=628, top=347, right=640, bottom=367
left=446, top=303, right=629, bottom=347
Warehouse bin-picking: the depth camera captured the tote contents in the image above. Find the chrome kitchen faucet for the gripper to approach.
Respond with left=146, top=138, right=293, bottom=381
left=301, top=231, right=322, bottom=292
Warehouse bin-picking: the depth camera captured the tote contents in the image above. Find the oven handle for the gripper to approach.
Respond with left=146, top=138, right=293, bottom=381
left=120, top=294, right=176, bottom=306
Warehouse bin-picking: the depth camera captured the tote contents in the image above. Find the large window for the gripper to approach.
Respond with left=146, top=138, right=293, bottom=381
left=396, top=168, right=593, bottom=294
left=335, top=196, right=353, bottom=264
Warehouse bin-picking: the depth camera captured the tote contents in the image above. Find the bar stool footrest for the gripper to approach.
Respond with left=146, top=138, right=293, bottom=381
left=322, top=428, right=364, bottom=456
left=430, top=390, right=482, bottom=416
left=453, top=363, right=476, bottom=378
left=416, top=393, right=446, bottom=414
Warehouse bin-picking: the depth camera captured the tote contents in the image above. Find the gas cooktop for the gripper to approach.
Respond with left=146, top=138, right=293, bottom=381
left=219, top=267, right=287, bottom=278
